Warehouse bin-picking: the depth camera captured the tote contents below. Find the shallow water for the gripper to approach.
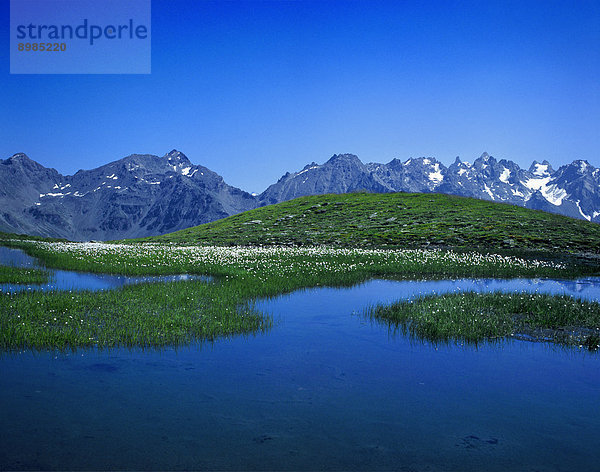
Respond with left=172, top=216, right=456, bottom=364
left=1, top=249, right=599, bottom=470
left=0, top=246, right=208, bottom=292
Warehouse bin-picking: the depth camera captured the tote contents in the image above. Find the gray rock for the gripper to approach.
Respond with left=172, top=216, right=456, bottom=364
left=1, top=149, right=598, bottom=241
left=0, top=150, right=255, bottom=240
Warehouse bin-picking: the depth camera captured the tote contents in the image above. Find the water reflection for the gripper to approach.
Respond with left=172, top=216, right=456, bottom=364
left=2, top=277, right=598, bottom=471
left=0, top=246, right=209, bottom=293
left=2, top=245, right=600, bottom=301
left=0, top=246, right=38, bottom=267
left=1, top=246, right=600, bottom=470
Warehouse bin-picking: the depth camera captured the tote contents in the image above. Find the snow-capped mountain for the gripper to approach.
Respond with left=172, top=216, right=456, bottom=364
left=258, top=152, right=600, bottom=223
left=0, top=150, right=255, bottom=240
left=260, top=153, right=388, bottom=205
left=0, top=150, right=598, bottom=241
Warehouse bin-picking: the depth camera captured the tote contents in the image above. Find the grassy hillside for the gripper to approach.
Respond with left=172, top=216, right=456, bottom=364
left=142, top=192, right=600, bottom=254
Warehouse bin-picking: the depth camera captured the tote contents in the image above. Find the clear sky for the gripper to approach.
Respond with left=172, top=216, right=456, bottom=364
left=1, top=0, right=599, bottom=193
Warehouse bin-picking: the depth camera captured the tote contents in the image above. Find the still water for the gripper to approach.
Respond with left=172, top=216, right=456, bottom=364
left=0, top=246, right=208, bottom=292
left=0, top=248, right=599, bottom=470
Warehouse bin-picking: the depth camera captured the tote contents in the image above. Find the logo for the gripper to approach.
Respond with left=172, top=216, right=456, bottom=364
left=10, top=0, right=151, bottom=74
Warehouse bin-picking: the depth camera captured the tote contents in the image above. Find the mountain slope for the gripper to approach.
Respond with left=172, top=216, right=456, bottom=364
left=259, top=153, right=388, bottom=205
left=0, top=153, right=63, bottom=236
left=0, top=150, right=255, bottom=241
left=1, top=150, right=599, bottom=241
left=259, top=152, right=600, bottom=223
left=143, top=192, right=600, bottom=255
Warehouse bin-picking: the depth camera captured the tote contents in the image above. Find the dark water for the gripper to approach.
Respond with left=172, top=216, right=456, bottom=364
left=0, top=246, right=208, bottom=292
left=1, top=248, right=599, bottom=470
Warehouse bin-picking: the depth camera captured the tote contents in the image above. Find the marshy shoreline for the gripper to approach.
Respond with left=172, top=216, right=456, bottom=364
left=0, top=239, right=599, bottom=351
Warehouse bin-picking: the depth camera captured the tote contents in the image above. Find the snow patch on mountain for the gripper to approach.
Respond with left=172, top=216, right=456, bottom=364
left=542, top=184, right=567, bottom=206
left=484, top=184, right=495, bottom=200
left=499, top=168, right=511, bottom=183
left=522, top=177, right=567, bottom=206
left=297, top=165, right=319, bottom=176
left=428, top=163, right=443, bottom=184
left=576, top=200, right=591, bottom=221
left=523, top=177, right=551, bottom=191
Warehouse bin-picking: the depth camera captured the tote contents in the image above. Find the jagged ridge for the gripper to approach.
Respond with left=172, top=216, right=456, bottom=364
left=259, top=152, right=600, bottom=223
left=0, top=150, right=598, bottom=241
left=0, top=150, right=255, bottom=241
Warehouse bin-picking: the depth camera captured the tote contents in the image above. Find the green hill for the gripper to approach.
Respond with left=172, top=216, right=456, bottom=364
left=141, top=192, right=600, bottom=255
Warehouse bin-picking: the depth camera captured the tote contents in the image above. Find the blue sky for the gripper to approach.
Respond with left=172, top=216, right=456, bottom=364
left=1, top=0, right=599, bottom=192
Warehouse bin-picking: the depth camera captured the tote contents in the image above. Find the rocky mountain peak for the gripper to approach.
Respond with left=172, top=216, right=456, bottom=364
left=3, top=152, right=54, bottom=175
left=326, top=153, right=362, bottom=165
left=402, top=157, right=439, bottom=167
left=9, top=152, right=30, bottom=161
left=476, top=152, right=494, bottom=162
left=6, top=153, right=38, bottom=167
left=301, top=162, right=319, bottom=171
left=165, top=149, right=190, bottom=163
left=388, top=157, right=403, bottom=164
left=529, top=160, right=553, bottom=176
left=472, top=153, right=497, bottom=171
left=573, top=160, right=592, bottom=174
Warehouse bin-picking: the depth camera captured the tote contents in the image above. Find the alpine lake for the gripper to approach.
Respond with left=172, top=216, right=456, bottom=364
left=1, top=245, right=599, bottom=471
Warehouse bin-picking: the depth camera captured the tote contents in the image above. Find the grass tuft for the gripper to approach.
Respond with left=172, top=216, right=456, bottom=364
left=366, top=292, right=600, bottom=350
left=0, top=264, right=50, bottom=285
left=0, top=280, right=271, bottom=351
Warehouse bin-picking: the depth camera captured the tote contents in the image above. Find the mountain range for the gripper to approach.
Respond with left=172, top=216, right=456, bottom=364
left=1, top=150, right=598, bottom=240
